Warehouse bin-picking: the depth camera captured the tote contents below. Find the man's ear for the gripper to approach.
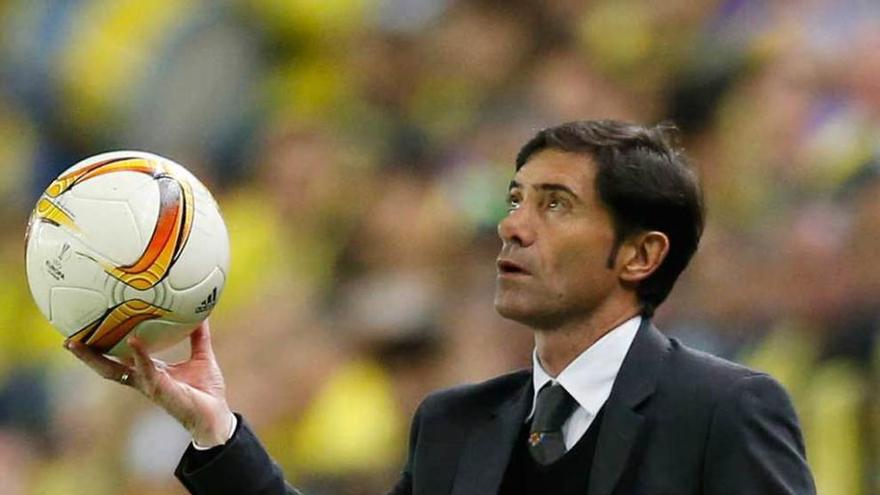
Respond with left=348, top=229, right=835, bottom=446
left=619, top=231, right=669, bottom=283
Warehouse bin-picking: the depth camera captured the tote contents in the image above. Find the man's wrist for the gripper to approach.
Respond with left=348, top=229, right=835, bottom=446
left=192, top=411, right=237, bottom=450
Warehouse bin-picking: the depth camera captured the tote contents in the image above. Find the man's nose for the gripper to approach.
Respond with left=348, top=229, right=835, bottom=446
left=498, top=208, right=536, bottom=247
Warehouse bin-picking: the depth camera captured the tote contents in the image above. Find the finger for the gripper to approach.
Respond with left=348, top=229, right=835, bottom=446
left=189, top=320, right=214, bottom=359
left=128, top=336, right=160, bottom=386
left=66, top=340, right=131, bottom=383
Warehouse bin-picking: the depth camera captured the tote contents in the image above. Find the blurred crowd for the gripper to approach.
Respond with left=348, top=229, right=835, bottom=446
left=1, top=0, right=879, bottom=494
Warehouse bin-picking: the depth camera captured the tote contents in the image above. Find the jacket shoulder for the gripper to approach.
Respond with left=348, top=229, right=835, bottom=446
left=662, top=336, right=779, bottom=402
left=417, top=369, right=531, bottom=418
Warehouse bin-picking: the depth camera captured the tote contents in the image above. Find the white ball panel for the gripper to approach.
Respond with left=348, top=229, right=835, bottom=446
left=25, top=220, right=55, bottom=318
left=67, top=170, right=161, bottom=253
left=123, top=178, right=164, bottom=255
left=49, top=287, right=108, bottom=337
left=165, top=267, right=226, bottom=323
left=57, top=195, right=145, bottom=266
left=65, top=170, right=156, bottom=203
left=25, top=220, right=109, bottom=320
left=166, top=185, right=230, bottom=290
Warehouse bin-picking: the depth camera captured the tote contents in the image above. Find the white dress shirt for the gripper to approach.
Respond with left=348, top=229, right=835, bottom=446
left=529, top=315, right=641, bottom=450
left=192, top=414, right=238, bottom=451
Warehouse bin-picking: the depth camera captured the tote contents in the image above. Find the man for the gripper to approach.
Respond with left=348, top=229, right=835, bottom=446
left=69, top=120, right=816, bottom=494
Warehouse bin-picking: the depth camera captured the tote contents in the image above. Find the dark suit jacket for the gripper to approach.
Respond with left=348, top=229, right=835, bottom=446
left=176, top=319, right=816, bottom=494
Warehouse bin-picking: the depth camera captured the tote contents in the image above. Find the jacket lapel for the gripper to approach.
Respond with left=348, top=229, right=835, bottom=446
left=588, top=318, right=671, bottom=495
left=449, top=376, right=532, bottom=495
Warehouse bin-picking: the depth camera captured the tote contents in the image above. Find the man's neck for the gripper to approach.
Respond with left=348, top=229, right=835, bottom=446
left=534, top=304, right=641, bottom=377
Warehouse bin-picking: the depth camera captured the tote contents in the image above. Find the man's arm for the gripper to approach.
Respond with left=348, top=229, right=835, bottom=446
left=66, top=322, right=300, bottom=494
left=702, top=373, right=816, bottom=495
left=67, top=321, right=416, bottom=495
left=66, top=322, right=236, bottom=448
left=175, top=414, right=302, bottom=495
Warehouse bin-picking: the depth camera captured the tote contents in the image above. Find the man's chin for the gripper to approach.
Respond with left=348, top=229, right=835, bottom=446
left=494, top=293, right=567, bottom=330
left=494, top=298, right=539, bottom=326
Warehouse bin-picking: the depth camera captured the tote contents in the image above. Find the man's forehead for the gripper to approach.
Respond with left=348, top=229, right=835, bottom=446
left=511, top=150, right=596, bottom=191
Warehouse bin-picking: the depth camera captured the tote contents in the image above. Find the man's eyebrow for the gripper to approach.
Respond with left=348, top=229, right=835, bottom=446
left=536, top=183, right=579, bottom=198
left=508, top=180, right=580, bottom=199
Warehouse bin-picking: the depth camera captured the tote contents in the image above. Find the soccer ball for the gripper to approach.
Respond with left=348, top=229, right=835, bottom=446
left=25, top=151, right=229, bottom=357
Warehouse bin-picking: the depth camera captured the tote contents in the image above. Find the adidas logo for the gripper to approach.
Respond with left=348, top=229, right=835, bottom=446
left=195, top=287, right=218, bottom=314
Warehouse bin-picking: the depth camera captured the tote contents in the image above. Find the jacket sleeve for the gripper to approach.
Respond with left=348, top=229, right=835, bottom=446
left=702, top=373, right=816, bottom=495
left=175, top=414, right=302, bottom=495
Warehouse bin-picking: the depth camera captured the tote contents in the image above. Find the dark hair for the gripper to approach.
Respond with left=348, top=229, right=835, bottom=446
left=515, top=120, right=704, bottom=317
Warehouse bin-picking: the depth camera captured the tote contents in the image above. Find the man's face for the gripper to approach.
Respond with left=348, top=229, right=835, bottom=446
left=494, top=149, right=620, bottom=329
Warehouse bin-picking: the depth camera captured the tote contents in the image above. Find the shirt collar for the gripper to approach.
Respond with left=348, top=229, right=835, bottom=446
left=529, top=315, right=641, bottom=420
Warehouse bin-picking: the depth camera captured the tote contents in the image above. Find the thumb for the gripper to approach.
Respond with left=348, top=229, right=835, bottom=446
left=190, top=320, right=215, bottom=359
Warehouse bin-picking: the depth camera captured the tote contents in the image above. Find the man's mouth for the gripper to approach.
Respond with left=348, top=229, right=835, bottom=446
left=497, top=259, right=530, bottom=276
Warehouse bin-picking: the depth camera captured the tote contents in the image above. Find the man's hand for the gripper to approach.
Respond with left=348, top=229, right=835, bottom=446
left=66, top=320, right=235, bottom=448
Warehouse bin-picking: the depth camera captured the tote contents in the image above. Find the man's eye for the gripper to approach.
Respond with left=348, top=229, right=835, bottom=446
left=548, top=198, right=565, bottom=210
left=507, top=197, right=521, bottom=210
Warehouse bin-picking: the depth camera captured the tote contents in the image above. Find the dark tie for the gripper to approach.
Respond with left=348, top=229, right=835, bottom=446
left=528, top=382, right=578, bottom=465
